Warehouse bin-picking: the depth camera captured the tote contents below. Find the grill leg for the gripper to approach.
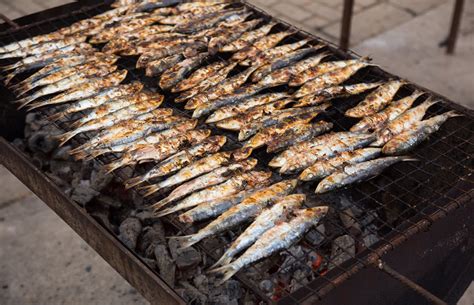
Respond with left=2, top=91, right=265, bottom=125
left=340, top=0, right=354, bottom=51
left=446, top=0, right=465, bottom=54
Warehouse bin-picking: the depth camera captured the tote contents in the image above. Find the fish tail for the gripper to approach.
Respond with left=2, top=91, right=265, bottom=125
left=24, top=101, right=49, bottom=111
left=209, top=264, right=239, bottom=284
left=46, top=111, right=66, bottom=122
left=85, top=148, right=110, bottom=160
left=55, top=130, right=80, bottom=147
left=70, top=149, right=91, bottom=161
left=152, top=205, right=179, bottom=217
left=15, top=96, right=35, bottom=109
left=103, top=157, right=130, bottom=174
left=209, top=254, right=233, bottom=271
left=0, top=62, right=19, bottom=72
left=444, top=110, right=463, bottom=119
left=14, top=84, right=34, bottom=97
left=170, top=234, right=200, bottom=250
left=399, top=157, right=419, bottom=162
left=124, top=175, right=147, bottom=190
left=69, top=120, right=84, bottom=129
left=3, top=72, right=18, bottom=86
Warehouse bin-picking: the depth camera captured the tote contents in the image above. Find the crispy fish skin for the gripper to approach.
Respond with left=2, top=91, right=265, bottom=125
left=185, top=65, right=258, bottom=110
left=266, top=120, right=333, bottom=153
left=47, top=82, right=144, bottom=121
left=212, top=206, right=328, bottom=284
left=244, top=112, right=318, bottom=150
left=345, top=80, right=406, bottom=118
left=159, top=52, right=209, bottom=90
left=175, top=8, right=248, bottom=34
left=103, top=129, right=210, bottom=173
left=140, top=150, right=231, bottom=196
left=135, top=41, right=207, bottom=68
left=212, top=194, right=305, bottom=268
left=216, top=98, right=294, bottom=131
left=25, top=70, right=128, bottom=110
left=256, top=52, right=330, bottom=89
left=294, top=62, right=373, bottom=98
left=289, top=58, right=365, bottom=87
left=154, top=159, right=258, bottom=211
left=125, top=135, right=227, bottom=190
left=299, top=148, right=382, bottom=181
left=172, top=179, right=297, bottom=249
left=208, top=18, right=262, bottom=54
left=220, top=22, right=276, bottom=52
left=250, top=47, right=316, bottom=82
left=372, top=98, right=438, bottom=146
left=350, top=90, right=424, bottom=132
left=231, top=30, right=296, bottom=62
left=382, top=111, right=461, bottom=155
left=172, top=60, right=227, bottom=93
left=206, top=92, right=290, bottom=123
left=242, top=39, right=312, bottom=66
left=294, top=82, right=383, bottom=107
left=145, top=54, right=184, bottom=77
left=316, top=157, right=417, bottom=193
left=153, top=171, right=273, bottom=217
left=175, top=61, right=238, bottom=103
left=160, top=3, right=229, bottom=24
left=238, top=104, right=330, bottom=141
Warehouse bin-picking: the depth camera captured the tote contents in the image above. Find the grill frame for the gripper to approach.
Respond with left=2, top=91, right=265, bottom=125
left=0, top=1, right=473, bottom=305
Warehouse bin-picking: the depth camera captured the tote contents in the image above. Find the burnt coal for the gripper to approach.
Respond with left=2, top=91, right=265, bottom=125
left=154, top=244, right=176, bottom=288
left=329, top=235, right=356, bottom=269
left=138, top=222, right=166, bottom=258
left=304, top=224, right=326, bottom=246
left=70, top=180, right=99, bottom=205
left=118, top=217, right=142, bottom=250
left=177, top=281, right=207, bottom=305
left=175, top=247, right=201, bottom=270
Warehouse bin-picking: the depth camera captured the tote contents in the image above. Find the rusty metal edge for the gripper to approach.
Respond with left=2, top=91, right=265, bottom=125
left=0, top=137, right=186, bottom=305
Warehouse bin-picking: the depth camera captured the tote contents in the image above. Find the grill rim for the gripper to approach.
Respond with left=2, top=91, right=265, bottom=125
left=0, top=1, right=473, bottom=305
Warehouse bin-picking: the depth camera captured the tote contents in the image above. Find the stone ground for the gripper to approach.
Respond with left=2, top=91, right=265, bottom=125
left=0, top=1, right=473, bottom=304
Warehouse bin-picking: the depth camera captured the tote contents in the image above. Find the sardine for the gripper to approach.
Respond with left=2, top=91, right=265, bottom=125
left=175, top=8, right=248, bottom=34
left=382, top=111, right=461, bottom=155
left=212, top=206, right=328, bottom=283
left=153, top=171, right=273, bottom=217
left=238, top=104, right=330, bottom=141
left=172, top=179, right=297, bottom=249
left=145, top=54, right=184, bottom=77
left=241, top=39, right=313, bottom=66
left=316, top=157, right=417, bottom=193
left=185, top=65, right=258, bottom=110
left=299, top=148, right=382, bottom=181
left=289, top=58, right=368, bottom=87
left=159, top=52, right=209, bottom=90
left=256, top=52, right=330, bottom=89
left=211, top=194, right=305, bottom=268
left=206, top=92, right=290, bottom=123
left=345, top=80, right=406, bottom=118
left=231, top=30, right=296, bottom=62
left=220, top=22, right=276, bottom=52
left=294, top=82, right=383, bottom=107
left=176, top=0, right=231, bottom=12
left=294, top=62, right=374, bottom=98
left=135, top=41, right=207, bottom=68
left=215, top=98, right=294, bottom=131
left=160, top=3, right=229, bottom=24
left=25, top=70, right=128, bottom=110
left=208, top=19, right=262, bottom=54
left=266, top=120, right=334, bottom=153
left=172, top=60, right=227, bottom=93
left=372, top=97, right=438, bottom=146
left=140, top=150, right=231, bottom=195
left=103, top=129, right=211, bottom=173
left=174, top=61, right=238, bottom=103
left=350, top=90, right=424, bottom=132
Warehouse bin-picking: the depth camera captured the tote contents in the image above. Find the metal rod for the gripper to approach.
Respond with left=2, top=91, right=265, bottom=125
left=377, top=260, right=448, bottom=305
left=340, top=0, right=354, bottom=50
left=0, top=13, right=19, bottom=29
left=446, top=0, right=465, bottom=54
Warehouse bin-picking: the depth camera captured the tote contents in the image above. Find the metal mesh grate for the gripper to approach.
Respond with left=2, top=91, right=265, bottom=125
left=0, top=1, right=473, bottom=304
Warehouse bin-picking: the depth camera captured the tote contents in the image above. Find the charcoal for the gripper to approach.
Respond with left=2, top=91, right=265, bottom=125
left=11, top=138, right=26, bottom=151
left=95, top=194, right=123, bottom=208
left=118, top=217, right=142, bottom=250
left=208, top=280, right=241, bottom=305
left=304, top=224, right=326, bottom=246
left=154, top=244, right=176, bottom=288
left=50, top=160, right=72, bottom=181
left=90, top=210, right=115, bottom=232
left=340, top=208, right=361, bottom=233
left=135, top=210, right=161, bottom=226
left=90, top=168, right=113, bottom=191
left=70, top=180, right=99, bottom=205
left=193, top=274, right=208, bottom=294
left=259, top=279, right=274, bottom=293
left=27, top=131, right=58, bottom=154
left=168, top=238, right=180, bottom=260
left=360, top=210, right=378, bottom=227
left=175, top=247, right=201, bottom=270
left=363, top=233, right=379, bottom=248
left=140, top=256, right=157, bottom=270
left=329, top=235, right=355, bottom=269
left=178, top=282, right=207, bottom=305
left=52, top=145, right=72, bottom=160
left=139, top=223, right=166, bottom=257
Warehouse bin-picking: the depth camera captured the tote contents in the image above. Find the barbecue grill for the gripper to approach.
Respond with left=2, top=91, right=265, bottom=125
left=0, top=1, right=473, bottom=305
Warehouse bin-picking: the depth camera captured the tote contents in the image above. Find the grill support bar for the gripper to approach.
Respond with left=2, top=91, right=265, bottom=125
left=377, top=260, right=448, bottom=305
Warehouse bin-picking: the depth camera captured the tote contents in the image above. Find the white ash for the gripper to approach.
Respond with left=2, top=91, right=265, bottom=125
left=118, top=217, right=142, bottom=250
left=304, top=224, right=326, bottom=246
left=329, top=235, right=356, bottom=270
left=154, top=244, right=176, bottom=288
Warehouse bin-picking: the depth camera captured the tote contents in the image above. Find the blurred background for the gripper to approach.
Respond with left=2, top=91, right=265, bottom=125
left=0, top=1, right=472, bottom=305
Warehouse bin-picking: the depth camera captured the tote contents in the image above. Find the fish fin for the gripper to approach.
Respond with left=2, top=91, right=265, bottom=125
left=124, top=175, right=147, bottom=190
left=444, top=110, right=464, bottom=119
left=170, top=234, right=200, bottom=250
left=209, top=264, right=239, bottom=284
left=55, top=131, right=80, bottom=147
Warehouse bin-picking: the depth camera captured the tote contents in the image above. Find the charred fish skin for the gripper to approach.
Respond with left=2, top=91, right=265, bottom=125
left=145, top=54, right=184, bottom=77
left=212, top=206, right=328, bottom=283
left=299, top=147, right=382, bottom=181
left=172, top=179, right=297, bottom=249
left=316, top=156, right=417, bottom=193
left=350, top=90, right=425, bottom=133
left=382, top=111, right=461, bottom=155
left=220, top=22, right=276, bottom=52
left=159, top=52, right=209, bottom=90
left=153, top=171, right=273, bottom=217
left=345, top=80, right=406, bottom=118
left=243, top=38, right=312, bottom=66
left=372, top=97, right=439, bottom=146
left=172, top=60, right=227, bottom=93
left=212, top=194, right=305, bottom=268
left=266, top=120, right=334, bottom=153
left=208, top=18, right=263, bottom=54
